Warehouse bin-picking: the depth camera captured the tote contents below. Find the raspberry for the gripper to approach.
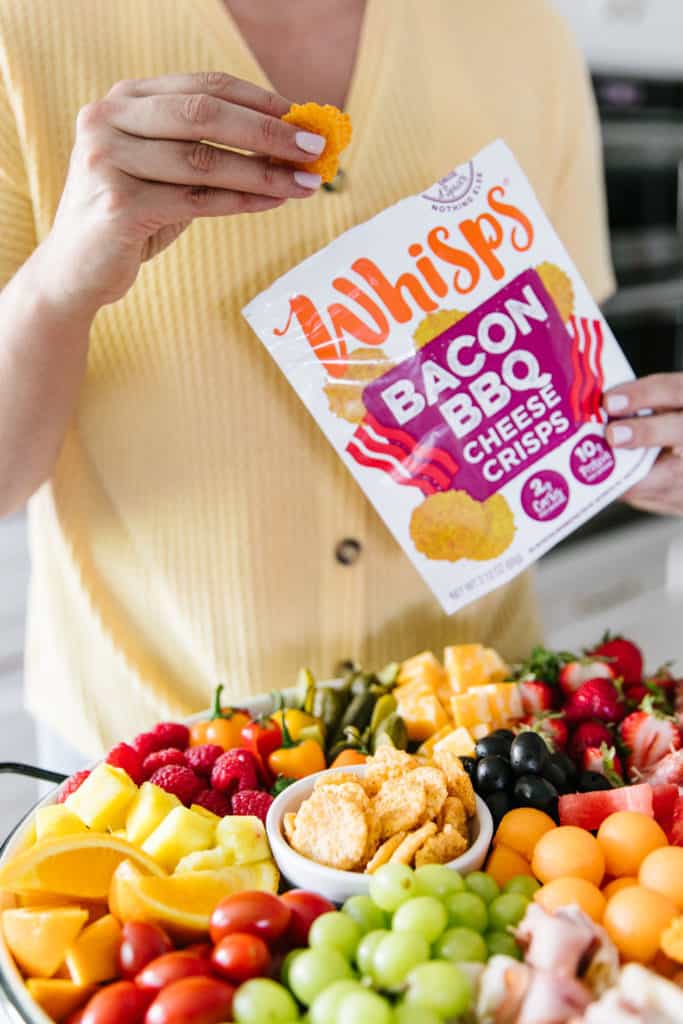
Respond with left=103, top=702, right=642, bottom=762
left=184, top=744, right=224, bottom=777
left=56, top=769, right=91, bottom=804
left=193, top=788, right=233, bottom=818
left=149, top=765, right=203, bottom=806
left=106, top=742, right=145, bottom=786
left=132, top=722, right=190, bottom=759
left=211, top=748, right=260, bottom=795
left=231, top=789, right=273, bottom=823
left=143, top=748, right=186, bottom=779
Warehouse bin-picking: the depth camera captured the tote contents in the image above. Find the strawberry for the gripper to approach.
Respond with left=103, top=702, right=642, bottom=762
left=619, top=697, right=682, bottom=781
left=581, top=744, right=624, bottom=785
left=642, top=748, right=683, bottom=787
left=211, top=748, right=261, bottom=795
left=106, top=742, right=145, bottom=785
left=558, top=659, right=615, bottom=697
left=589, top=634, right=643, bottom=685
left=132, top=722, right=189, bottom=759
left=193, top=788, right=233, bottom=818
left=564, top=678, right=625, bottom=725
left=567, top=721, right=614, bottom=761
left=624, top=683, right=648, bottom=706
left=56, top=769, right=91, bottom=804
left=142, top=748, right=186, bottom=779
left=670, top=796, right=683, bottom=846
left=521, top=712, right=567, bottom=750
left=148, top=764, right=203, bottom=806
left=184, top=744, right=224, bottom=777
left=231, top=789, right=273, bottom=822
left=518, top=680, right=555, bottom=715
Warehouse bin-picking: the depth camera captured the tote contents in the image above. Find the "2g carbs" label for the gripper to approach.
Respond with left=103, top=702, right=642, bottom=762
left=243, top=140, right=658, bottom=613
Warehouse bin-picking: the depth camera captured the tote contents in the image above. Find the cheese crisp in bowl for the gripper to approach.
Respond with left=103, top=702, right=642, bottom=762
left=265, top=749, right=493, bottom=904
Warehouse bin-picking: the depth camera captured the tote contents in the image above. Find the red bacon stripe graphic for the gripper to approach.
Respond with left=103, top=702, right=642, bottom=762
left=346, top=415, right=458, bottom=495
left=364, top=414, right=459, bottom=476
left=568, top=316, right=605, bottom=424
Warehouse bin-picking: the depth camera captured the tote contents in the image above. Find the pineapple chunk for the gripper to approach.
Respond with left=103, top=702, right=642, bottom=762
left=126, top=783, right=181, bottom=846
left=65, top=914, right=121, bottom=986
left=433, top=726, right=476, bottom=758
left=397, top=651, right=447, bottom=692
left=35, top=806, right=88, bottom=841
left=175, top=848, right=230, bottom=873
left=216, top=816, right=270, bottom=866
left=142, top=807, right=216, bottom=871
left=190, top=805, right=221, bottom=825
left=394, top=685, right=449, bottom=743
left=65, top=764, right=137, bottom=831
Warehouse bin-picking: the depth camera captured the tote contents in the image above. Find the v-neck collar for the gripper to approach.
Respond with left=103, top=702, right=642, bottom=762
left=191, top=0, right=389, bottom=160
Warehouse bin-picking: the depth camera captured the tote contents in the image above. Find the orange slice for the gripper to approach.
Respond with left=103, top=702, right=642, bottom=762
left=0, top=833, right=166, bottom=900
left=2, top=907, right=88, bottom=978
left=109, top=858, right=279, bottom=941
left=25, top=979, right=95, bottom=1022
left=282, top=102, right=352, bottom=183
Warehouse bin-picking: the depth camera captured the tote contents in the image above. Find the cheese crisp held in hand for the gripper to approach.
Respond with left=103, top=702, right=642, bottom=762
left=285, top=747, right=477, bottom=872
left=244, top=140, right=658, bottom=615
left=282, top=102, right=352, bottom=183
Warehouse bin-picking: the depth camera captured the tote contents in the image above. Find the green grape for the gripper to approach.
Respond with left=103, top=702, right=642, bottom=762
left=393, top=1003, right=444, bottom=1024
left=309, top=911, right=362, bottom=960
left=280, top=948, right=305, bottom=988
left=356, top=929, right=390, bottom=976
left=392, top=896, right=447, bottom=944
left=372, top=932, right=430, bottom=991
left=488, top=893, right=529, bottom=931
left=485, top=931, right=523, bottom=960
left=369, top=863, right=418, bottom=911
left=414, top=864, right=464, bottom=900
left=444, top=891, right=488, bottom=933
left=464, top=871, right=500, bottom=904
left=503, top=875, right=540, bottom=899
left=289, top=948, right=353, bottom=1007
left=309, top=981, right=364, bottom=1024
left=435, top=927, right=487, bottom=964
left=233, top=978, right=299, bottom=1024
left=404, top=961, right=474, bottom=1018
left=342, top=894, right=388, bottom=934
left=337, top=990, right=392, bottom=1024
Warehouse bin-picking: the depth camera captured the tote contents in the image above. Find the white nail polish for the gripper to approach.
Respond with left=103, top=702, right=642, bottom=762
left=606, top=394, right=629, bottom=414
left=294, top=171, right=322, bottom=190
left=295, top=131, right=326, bottom=155
left=611, top=424, right=633, bottom=445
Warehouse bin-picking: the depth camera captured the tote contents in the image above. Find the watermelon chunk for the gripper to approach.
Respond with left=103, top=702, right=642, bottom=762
left=652, top=783, right=679, bottom=835
left=670, top=796, right=683, bottom=847
left=558, top=783, right=653, bottom=831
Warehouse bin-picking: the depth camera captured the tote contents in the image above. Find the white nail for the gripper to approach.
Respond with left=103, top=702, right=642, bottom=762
left=606, top=394, right=629, bottom=414
left=611, top=424, right=633, bottom=446
left=294, top=171, right=322, bottom=190
left=295, top=131, right=326, bottom=155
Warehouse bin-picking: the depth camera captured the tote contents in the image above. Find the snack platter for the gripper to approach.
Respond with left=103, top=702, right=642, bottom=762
left=2, top=635, right=683, bottom=1024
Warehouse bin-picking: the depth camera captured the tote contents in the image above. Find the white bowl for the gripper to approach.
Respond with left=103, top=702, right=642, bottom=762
left=265, top=764, right=494, bottom=904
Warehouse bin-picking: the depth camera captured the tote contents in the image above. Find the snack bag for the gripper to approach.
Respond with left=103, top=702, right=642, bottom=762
left=243, top=140, right=658, bottom=614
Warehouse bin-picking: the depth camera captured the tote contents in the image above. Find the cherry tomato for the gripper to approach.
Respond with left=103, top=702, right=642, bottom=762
left=181, top=943, right=212, bottom=959
left=82, top=982, right=152, bottom=1024
left=135, top=952, right=214, bottom=994
left=210, top=891, right=291, bottom=945
left=280, top=890, right=336, bottom=947
left=118, top=922, right=173, bottom=980
left=64, top=1009, right=87, bottom=1024
left=145, top=978, right=234, bottom=1024
left=211, top=932, right=271, bottom=984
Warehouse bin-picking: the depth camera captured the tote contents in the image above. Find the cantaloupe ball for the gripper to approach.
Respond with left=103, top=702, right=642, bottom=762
left=532, top=826, right=605, bottom=887
left=604, top=885, right=677, bottom=963
left=494, top=808, right=556, bottom=861
left=602, top=877, right=638, bottom=901
left=485, top=844, right=534, bottom=888
left=639, top=846, right=683, bottom=909
left=535, top=877, right=606, bottom=923
left=597, top=812, right=668, bottom=878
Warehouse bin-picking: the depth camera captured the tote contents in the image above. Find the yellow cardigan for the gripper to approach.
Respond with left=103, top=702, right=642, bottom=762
left=0, top=0, right=614, bottom=754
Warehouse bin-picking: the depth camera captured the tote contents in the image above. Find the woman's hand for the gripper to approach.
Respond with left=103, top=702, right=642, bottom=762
left=604, top=373, right=683, bottom=516
left=38, top=72, right=325, bottom=314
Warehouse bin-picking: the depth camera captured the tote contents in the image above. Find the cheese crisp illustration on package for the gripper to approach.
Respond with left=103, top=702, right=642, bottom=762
left=243, top=140, right=658, bottom=614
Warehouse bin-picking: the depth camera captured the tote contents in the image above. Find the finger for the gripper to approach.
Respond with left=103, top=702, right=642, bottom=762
left=604, top=373, right=683, bottom=417
left=104, top=93, right=326, bottom=162
left=621, top=452, right=683, bottom=515
left=606, top=412, right=683, bottom=450
left=108, top=71, right=291, bottom=119
left=137, top=183, right=287, bottom=223
left=108, top=132, right=321, bottom=196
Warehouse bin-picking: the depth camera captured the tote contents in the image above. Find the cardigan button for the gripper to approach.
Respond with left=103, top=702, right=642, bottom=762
left=323, top=168, right=347, bottom=193
left=335, top=537, right=362, bottom=565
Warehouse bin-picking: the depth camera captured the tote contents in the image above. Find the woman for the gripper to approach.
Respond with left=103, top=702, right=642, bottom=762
left=0, top=0, right=680, bottom=766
